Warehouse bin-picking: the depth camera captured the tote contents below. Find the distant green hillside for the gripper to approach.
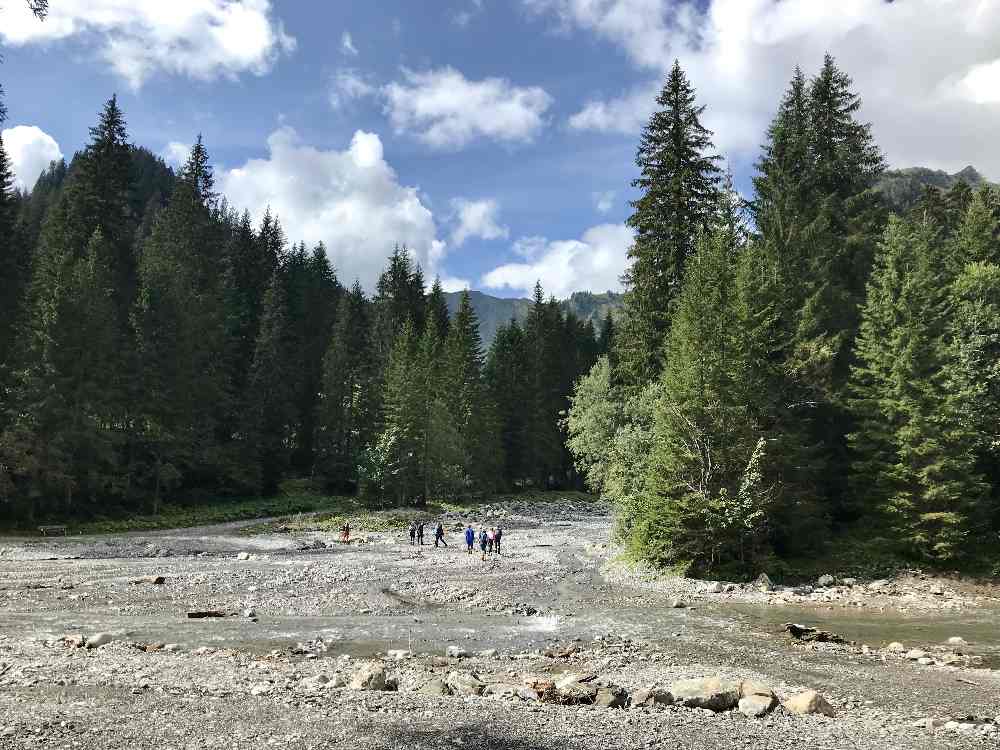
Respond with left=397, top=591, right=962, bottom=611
left=876, top=165, right=992, bottom=214
left=444, top=290, right=624, bottom=346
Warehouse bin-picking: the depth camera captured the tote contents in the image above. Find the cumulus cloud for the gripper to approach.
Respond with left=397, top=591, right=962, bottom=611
left=161, top=141, right=191, bottom=168
left=330, top=69, right=377, bottom=110
left=481, top=223, right=633, bottom=298
left=449, top=198, right=509, bottom=247
left=527, top=0, right=1000, bottom=176
left=0, top=0, right=295, bottom=89
left=219, top=127, right=448, bottom=290
left=340, top=31, right=358, bottom=56
left=1, top=125, right=63, bottom=192
left=382, top=67, right=552, bottom=149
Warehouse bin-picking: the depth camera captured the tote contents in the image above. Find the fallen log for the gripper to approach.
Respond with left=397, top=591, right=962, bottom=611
left=186, top=611, right=226, bottom=619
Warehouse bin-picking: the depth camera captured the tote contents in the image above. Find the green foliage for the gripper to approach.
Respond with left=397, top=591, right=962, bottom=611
left=616, top=60, right=722, bottom=388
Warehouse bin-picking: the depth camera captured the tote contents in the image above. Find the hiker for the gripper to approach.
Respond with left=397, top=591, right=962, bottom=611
left=434, top=522, right=448, bottom=547
left=341, top=522, right=351, bottom=544
left=494, top=524, right=503, bottom=555
left=487, top=527, right=496, bottom=554
left=408, top=522, right=416, bottom=545
left=464, top=524, right=475, bottom=554
left=417, top=522, right=425, bottom=546
left=478, top=528, right=488, bottom=561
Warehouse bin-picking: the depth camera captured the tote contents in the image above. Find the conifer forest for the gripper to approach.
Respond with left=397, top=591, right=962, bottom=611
left=2, top=47, right=999, bottom=577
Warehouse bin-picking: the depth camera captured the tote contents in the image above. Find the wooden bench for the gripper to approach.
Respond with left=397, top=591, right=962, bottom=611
left=38, top=525, right=67, bottom=536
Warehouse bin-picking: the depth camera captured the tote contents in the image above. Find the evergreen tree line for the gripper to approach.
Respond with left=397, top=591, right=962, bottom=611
left=0, top=97, right=606, bottom=522
left=566, top=57, right=1000, bottom=576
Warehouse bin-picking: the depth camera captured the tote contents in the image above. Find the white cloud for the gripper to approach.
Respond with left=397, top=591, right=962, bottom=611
left=219, top=127, right=448, bottom=290
left=481, top=223, right=633, bottom=298
left=449, top=198, right=509, bottom=246
left=527, top=0, right=1000, bottom=176
left=330, top=69, right=377, bottom=110
left=592, top=190, right=616, bottom=213
left=341, top=31, right=358, bottom=56
left=1, top=125, right=63, bottom=192
left=162, top=141, right=190, bottom=168
left=0, top=0, right=295, bottom=89
left=453, top=0, right=484, bottom=27
left=382, top=67, right=553, bottom=149
left=440, top=276, right=472, bottom=292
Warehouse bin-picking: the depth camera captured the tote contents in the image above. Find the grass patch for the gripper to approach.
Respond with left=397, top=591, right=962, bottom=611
left=29, top=492, right=355, bottom=536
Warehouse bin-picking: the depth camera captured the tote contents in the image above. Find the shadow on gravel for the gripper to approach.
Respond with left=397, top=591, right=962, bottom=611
left=385, top=723, right=584, bottom=750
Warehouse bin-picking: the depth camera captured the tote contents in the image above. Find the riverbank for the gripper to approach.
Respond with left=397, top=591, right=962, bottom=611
left=0, top=497, right=997, bottom=748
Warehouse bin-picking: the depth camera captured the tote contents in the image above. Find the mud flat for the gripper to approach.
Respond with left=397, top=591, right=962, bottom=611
left=0, top=497, right=998, bottom=749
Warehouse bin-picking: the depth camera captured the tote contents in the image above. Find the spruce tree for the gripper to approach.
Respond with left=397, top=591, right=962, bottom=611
left=850, top=216, right=987, bottom=561
left=486, top=320, right=530, bottom=486
left=637, top=227, right=771, bottom=574
left=318, top=282, right=377, bottom=492
left=445, top=290, right=503, bottom=492
left=426, top=277, right=451, bottom=341
left=245, top=273, right=296, bottom=495
left=616, top=60, right=722, bottom=387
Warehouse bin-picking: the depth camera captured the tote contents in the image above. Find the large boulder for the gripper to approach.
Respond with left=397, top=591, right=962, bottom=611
left=817, top=574, right=836, bottom=587
left=446, top=671, right=485, bottom=696
left=349, top=663, right=391, bottom=691
left=783, top=689, right=836, bottom=717
left=670, top=677, right=741, bottom=712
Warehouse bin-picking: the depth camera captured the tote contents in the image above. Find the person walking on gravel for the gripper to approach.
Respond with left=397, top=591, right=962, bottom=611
left=465, top=524, right=475, bottom=554
left=434, top=522, right=448, bottom=547
left=494, top=524, right=503, bottom=555
left=487, top=528, right=496, bottom=555
left=478, top=528, right=489, bottom=561
left=409, top=522, right=416, bottom=545
left=341, top=522, right=351, bottom=544
left=417, top=522, right=425, bottom=546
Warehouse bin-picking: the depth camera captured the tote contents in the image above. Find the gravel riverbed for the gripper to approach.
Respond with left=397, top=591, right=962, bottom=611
left=0, top=498, right=998, bottom=749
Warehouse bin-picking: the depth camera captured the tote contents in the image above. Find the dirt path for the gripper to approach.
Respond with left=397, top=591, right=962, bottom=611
left=0, top=498, right=996, bottom=748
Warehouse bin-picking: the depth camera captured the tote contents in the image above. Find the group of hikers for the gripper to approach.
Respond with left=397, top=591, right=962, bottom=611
left=408, top=521, right=503, bottom=560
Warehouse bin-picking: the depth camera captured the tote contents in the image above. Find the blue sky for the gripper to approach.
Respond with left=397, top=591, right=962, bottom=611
left=4, top=1, right=1000, bottom=296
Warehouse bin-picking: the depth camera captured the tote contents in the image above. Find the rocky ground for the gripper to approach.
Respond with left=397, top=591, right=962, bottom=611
left=0, top=496, right=998, bottom=749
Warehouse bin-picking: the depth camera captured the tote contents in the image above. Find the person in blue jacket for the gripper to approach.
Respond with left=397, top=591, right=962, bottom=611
left=464, top=524, right=475, bottom=554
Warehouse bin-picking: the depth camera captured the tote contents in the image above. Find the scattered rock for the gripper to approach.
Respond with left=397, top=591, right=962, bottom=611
left=784, top=623, right=849, bottom=644
left=904, top=649, right=927, bottom=661
left=630, top=687, right=674, bottom=708
left=704, top=582, right=725, bottom=594
left=669, top=677, right=740, bottom=712
left=739, top=694, right=778, bottom=718
left=446, top=646, right=469, bottom=659
left=947, top=636, right=968, bottom=647
left=841, top=578, right=857, bottom=587
left=669, top=598, right=686, bottom=609
left=887, top=642, right=906, bottom=653
left=249, top=683, right=273, bottom=696
left=131, top=575, right=166, bottom=585
left=85, top=633, right=115, bottom=649
left=753, top=573, right=774, bottom=592
left=163, top=644, right=180, bottom=653
left=783, top=689, right=836, bottom=717
left=236, top=552, right=250, bottom=561
left=446, top=671, right=485, bottom=697
left=349, top=663, right=392, bottom=692
left=476, top=649, right=499, bottom=659
left=593, top=685, right=629, bottom=708
left=387, top=649, right=412, bottom=661
left=817, top=574, right=836, bottom=587
left=62, top=634, right=85, bottom=649
left=417, top=678, right=451, bottom=697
